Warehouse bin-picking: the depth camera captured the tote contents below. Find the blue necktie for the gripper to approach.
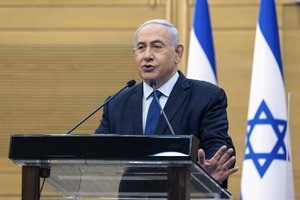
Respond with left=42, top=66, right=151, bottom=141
left=145, top=90, right=163, bottom=135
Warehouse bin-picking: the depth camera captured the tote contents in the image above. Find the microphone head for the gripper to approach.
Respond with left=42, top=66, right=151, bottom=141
left=127, top=80, right=136, bottom=87
left=149, top=79, right=156, bottom=87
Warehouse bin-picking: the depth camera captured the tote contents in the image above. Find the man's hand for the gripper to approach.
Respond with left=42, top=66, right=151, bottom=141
left=198, top=145, right=238, bottom=183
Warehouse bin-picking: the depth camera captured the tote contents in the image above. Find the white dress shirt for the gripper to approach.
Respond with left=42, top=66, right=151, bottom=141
left=142, top=72, right=179, bottom=133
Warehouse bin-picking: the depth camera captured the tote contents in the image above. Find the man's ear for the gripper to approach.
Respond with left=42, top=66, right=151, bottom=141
left=174, top=44, right=184, bottom=64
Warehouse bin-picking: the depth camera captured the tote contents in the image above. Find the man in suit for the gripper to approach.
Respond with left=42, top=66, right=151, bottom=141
left=95, top=19, right=238, bottom=188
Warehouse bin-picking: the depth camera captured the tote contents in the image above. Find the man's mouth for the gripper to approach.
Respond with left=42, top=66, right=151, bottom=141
left=142, top=64, right=156, bottom=72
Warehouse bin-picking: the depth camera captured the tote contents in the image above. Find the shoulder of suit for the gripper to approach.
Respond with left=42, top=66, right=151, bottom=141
left=177, top=71, right=221, bottom=91
left=185, top=79, right=226, bottom=98
left=185, top=78, right=221, bottom=90
left=119, top=82, right=142, bottom=96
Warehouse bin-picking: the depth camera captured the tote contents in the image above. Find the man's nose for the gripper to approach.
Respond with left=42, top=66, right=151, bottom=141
left=143, top=47, right=153, bottom=60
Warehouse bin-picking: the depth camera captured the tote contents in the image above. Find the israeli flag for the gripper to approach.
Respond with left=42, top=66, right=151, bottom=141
left=240, top=0, right=294, bottom=199
left=187, top=0, right=217, bottom=85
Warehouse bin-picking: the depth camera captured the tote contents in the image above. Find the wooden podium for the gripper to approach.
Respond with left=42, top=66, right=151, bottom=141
left=9, top=134, right=232, bottom=200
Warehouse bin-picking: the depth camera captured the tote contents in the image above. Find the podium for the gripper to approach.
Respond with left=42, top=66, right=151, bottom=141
left=9, top=134, right=232, bottom=200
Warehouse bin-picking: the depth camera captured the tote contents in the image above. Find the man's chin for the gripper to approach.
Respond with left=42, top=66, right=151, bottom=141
left=140, top=73, right=158, bottom=82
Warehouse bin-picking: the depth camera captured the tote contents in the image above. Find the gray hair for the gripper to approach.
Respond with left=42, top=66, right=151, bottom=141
left=134, top=19, right=180, bottom=49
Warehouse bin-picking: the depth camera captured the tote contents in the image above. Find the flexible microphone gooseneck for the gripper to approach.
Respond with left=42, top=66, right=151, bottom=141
left=149, top=79, right=175, bottom=135
left=65, top=80, right=136, bottom=134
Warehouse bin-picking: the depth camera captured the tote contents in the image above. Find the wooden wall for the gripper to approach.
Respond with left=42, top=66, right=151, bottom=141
left=0, top=0, right=299, bottom=199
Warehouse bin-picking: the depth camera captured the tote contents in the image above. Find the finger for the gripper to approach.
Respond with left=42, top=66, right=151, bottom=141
left=218, top=148, right=234, bottom=165
left=198, top=149, right=206, bottom=165
left=216, top=164, right=239, bottom=182
left=213, top=145, right=227, bottom=161
left=218, top=166, right=239, bottom=182
left=222, top=156, right=236, bottom=170
left=224, top=166, right=239, bottom=178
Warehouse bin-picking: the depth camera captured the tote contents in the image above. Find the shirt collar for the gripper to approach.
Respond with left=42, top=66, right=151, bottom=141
left=143, top=71, right=179, bottom=99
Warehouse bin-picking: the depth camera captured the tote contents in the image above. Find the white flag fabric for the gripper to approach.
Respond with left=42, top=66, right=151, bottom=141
left=187, top=0, right=217, bottom=85
left=240, top=0, right=294, bottom=199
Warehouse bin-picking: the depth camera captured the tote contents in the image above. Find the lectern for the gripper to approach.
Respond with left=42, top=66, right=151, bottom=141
left=9, top=134, right=232, bottom=200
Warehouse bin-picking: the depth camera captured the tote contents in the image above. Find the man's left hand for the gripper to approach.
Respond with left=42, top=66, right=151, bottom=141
left=198, top=145, right=238, bottom=183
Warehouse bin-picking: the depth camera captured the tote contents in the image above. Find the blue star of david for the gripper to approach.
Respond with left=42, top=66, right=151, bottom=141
left=244, top=100, right=287, bottom=178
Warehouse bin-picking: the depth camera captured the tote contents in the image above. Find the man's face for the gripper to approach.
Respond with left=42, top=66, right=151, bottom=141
left=134, top=24, right=183, bottom=88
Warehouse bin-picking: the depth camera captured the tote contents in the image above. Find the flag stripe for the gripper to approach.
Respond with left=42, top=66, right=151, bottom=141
left=187, top=30, right=217, bottom=84
left=258, top=0, right=283, bottom=76
left=187, top=0, right=217, bottom=85
left=192, top=0, right=217, bottom=79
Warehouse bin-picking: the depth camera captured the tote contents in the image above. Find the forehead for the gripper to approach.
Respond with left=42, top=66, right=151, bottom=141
left=136, top=24, right=171, bottom=43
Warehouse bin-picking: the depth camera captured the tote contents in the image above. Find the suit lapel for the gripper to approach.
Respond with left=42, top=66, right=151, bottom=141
left=129, top=83, right=143, bottom=135
left=156, top=73, right=190, bottom=135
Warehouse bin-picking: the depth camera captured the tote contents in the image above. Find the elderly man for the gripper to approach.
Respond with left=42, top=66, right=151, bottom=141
left=95, top=19, right=238, bottom=188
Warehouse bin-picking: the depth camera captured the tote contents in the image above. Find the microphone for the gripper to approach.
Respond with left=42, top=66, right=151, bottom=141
left=149, top=79, right=175, bottom=135
left=65, top=80, right=136, bottom=134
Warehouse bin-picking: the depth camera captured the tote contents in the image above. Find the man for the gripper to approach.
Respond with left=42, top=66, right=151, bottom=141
left=95, top=19, right=238, bottom=188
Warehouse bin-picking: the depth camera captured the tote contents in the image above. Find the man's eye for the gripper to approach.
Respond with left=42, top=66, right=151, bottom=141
left=153, top=45, right=162, bottom=49
left=137, top=45, right=145, bottom=50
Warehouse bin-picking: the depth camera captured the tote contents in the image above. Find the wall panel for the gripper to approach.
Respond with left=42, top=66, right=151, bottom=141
left=0, top=0, right=299, bottom=199
left=0, top=7, right=165, bottom=29
left=0, top=1, right=165, bottom=198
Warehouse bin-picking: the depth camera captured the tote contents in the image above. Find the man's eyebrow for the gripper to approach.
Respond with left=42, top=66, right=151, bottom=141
left=151, top=40, right=164, bottom=44
left=137, top=40, right=163, bottom=44
left=136, top=40, right=166, bottom=47
left=136, top=41, right=146, bottom=46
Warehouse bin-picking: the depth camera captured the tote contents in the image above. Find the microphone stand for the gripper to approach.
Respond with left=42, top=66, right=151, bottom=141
left=150, top=79, right=175, bottom=135
left=65, top=80, right=136, bottom=134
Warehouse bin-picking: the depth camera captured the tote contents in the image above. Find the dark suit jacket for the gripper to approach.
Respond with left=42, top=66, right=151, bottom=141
left=95, top=71, right=234, bottom=158
left=95, top=71, right=235, bottom=189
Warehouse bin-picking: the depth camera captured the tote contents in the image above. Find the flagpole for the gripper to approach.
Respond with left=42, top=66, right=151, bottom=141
left=286, top=92, right=294, bottom=199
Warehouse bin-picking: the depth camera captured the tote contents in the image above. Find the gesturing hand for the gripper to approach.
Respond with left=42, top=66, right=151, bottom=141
left=198, top=145, right=238, bottom=183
